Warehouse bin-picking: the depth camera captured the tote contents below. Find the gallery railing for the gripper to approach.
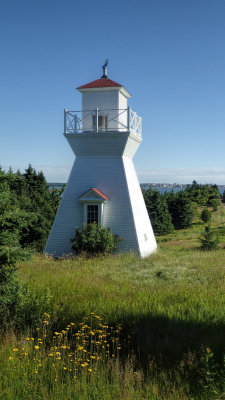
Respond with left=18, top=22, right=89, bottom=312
left=64, top=107, right=142, bottom=137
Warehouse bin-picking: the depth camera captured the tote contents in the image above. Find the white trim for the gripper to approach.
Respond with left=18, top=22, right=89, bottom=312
left=83, top=203, right=103, bottom=225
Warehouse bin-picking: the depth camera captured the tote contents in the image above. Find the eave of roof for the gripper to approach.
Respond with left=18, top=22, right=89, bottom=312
left=77, top=78, right=122, bottom=90
left=91, top=187, right=109, bottom=200
left=79, top=187, right=109, bottom=202
left=77, top=77, right=131, bottom=98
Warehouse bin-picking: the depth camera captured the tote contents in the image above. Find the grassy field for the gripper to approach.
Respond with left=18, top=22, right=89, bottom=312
left=1, top=206, right=225, bottom=399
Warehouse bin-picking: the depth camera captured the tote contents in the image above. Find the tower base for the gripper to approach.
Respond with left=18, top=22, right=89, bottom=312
left=45, top=155, right=157, bottom=258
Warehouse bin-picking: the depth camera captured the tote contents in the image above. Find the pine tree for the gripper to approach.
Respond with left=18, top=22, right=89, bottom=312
left=200, top=226, right=218, bottom=250
left=143, top=188, right=174, bottom=235
left=165, top=191, right=194, bottom=230
left=201, top=208, right=211, bottom=224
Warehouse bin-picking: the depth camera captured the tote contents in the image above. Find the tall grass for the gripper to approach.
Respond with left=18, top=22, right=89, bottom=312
left=1, top=206, right=225, bottom=398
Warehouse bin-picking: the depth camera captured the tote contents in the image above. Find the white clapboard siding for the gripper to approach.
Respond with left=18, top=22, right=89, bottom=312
left=82, top=91, right=118, bottom=110
left=45, top=135, right=157, bottom=258
left=118, top=91, right=128, bottom=128
left=65, top=132, right=141, bottom=157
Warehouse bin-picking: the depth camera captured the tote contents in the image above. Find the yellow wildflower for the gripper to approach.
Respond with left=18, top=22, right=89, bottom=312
left=12, top=348, right=18, bottom=352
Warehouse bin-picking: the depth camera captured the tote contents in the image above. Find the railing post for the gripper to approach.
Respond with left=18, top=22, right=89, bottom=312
left=134, top=112, right=137, bottom=133
left=74, top=114, right=78, bottom=133
left=95, top=107, right=98, bottom=132
left=64, top=109, right=67, bottom=133
left=127, top=106, right=130, bottom=131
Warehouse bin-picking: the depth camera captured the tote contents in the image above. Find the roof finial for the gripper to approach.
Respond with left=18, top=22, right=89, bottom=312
left=101, top=59, right=108, bottom=78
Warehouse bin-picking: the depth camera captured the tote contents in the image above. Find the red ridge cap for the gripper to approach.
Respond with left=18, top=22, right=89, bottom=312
left=77, top=78, right=122, bottom=90
left=92, top=187, right=109, bottom=200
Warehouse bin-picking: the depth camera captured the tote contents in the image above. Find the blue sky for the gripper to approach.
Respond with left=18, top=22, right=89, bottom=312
left=1, top=0, right=225, bottom=183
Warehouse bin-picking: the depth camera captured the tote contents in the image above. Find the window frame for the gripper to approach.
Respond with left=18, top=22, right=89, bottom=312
left=83, top=203, right=104, bottom=225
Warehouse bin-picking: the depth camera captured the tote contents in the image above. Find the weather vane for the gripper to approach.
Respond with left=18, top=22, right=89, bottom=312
left=101, top=59, right=108, bottom=78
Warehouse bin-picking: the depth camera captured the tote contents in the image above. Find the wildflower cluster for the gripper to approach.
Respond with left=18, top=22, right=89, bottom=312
left=8, top=312, right=122, bottom=383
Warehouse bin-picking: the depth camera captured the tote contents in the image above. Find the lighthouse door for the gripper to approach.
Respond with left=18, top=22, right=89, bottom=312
left=92, top=114, right=108, bottom=131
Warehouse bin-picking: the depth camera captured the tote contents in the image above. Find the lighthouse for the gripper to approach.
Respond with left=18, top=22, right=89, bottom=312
left=45, top=62, right=157, bottom=257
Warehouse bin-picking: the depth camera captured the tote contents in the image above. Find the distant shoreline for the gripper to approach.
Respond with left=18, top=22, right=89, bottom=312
left=48, top=182, right=225, bottom=190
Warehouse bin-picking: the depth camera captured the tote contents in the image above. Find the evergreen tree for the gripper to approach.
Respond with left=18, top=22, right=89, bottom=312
left=201, top=208, right=211, bottom=224
left=208, top=198, right=220, bottom=211
left=200, top=226, right=218, bottom=250
left=143, top=188, right=174, bottom=235
left=222, top=190, right=225, bottom=204
left=165, top=191, right=194, bottom=230
left=185, top=181, right=220, bottom=206
left=21, top=165, right=62, bottom=251
left=0, top=165, right=61, bottom=252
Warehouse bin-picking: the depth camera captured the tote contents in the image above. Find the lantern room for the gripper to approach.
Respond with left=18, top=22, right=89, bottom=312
left=64, top=61, right=142, bottom=136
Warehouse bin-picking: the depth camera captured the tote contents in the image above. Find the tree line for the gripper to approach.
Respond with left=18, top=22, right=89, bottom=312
left=0, top=167, right=223, bottom=259
left=143, top=180, right=221, bottom=236
left=0, top=165, right=63, bottom=266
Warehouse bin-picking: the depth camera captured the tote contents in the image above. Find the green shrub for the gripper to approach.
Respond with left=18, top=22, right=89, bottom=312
left=208, top=198, right=220, bottom=211
left=200, top=226, right=218, bottom=251
left=15, top=286, right=52, bottom=331
left=71, top=223, right=122, bottom=256
left=0, top=267, right=20, bottom=330
left=201, top=208, right=211, bottom=224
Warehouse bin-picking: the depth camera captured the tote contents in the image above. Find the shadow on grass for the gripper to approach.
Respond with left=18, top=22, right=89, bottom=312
left=120, top=313, right=225, bottom=369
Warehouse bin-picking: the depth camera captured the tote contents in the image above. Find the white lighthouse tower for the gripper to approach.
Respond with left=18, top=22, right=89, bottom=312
left=45, top=62, right=157, bottom=257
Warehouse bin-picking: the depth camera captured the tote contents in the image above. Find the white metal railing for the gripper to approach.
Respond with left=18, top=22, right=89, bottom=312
left=64, top=107, right=142, bottom=137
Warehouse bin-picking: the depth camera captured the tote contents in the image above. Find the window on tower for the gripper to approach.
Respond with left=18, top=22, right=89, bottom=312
left=87, top=205, right=99, bottom=224
left=79, top=188, right=109, bottom=226
left=92, top=114, right=108, bottom=131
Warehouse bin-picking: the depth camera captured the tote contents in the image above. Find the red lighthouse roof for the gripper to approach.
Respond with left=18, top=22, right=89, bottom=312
left=77, top=77, right=122, bottom=90
left=77, top=61, right=131, bottom=97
